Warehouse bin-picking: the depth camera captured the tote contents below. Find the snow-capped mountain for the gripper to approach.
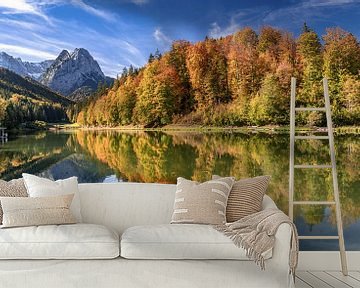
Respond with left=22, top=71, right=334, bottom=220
left=0, top=52, right=53, bottom=80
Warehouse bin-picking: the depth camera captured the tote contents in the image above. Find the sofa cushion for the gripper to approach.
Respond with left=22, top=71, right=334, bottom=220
left=121, top=224, right=272, bottom=260
left=0, top=224, right=119, bottom=259
left=22, top=174, right=82, bottom=222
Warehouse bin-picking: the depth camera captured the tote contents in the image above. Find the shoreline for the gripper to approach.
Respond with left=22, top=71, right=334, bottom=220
left=6, top=122, right=360, bottom=134
left=57, top=123, right=360, bottom=134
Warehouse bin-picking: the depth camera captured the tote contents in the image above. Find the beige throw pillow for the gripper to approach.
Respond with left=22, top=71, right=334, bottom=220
left=0, top=179, right=28, bottom=224
left=171, top=177, right=234, bottom=225
left=213, top=175, right=270, bottom=222
left=0, top=194, right=76, bottom=228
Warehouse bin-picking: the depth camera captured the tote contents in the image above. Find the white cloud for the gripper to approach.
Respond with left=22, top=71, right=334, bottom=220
left=0, top=0, right=38, bottom=13
left=263, top=0, right=359, bottom=23
left=209, top=20, right=240, bottom=39
left=207, top=8, right=270, bottom=39
left=0, top=0, right=50, bottom=22
left=0, top=43, right=57, bottom=60
left=153, top=28, right=172, bottom=48
left=305, top=0, right=359, bottom=7
left=0, top=18, right=45, bottom=31
left=0, top=0, right=116, bottom=23
left=70, top=0, right=116, bottom=21
left=130, top=0, right=149, bottom=5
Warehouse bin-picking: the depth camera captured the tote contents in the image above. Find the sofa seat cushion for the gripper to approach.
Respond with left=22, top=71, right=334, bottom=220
left=121, top=224, right=272, bottom=260
left=0, top=224, right=119, bottom=259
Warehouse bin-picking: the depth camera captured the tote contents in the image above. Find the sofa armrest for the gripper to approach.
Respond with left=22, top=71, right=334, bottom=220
left=267, top=222, right=295, bottom=288
left=271, top=222, right=292, bottom=268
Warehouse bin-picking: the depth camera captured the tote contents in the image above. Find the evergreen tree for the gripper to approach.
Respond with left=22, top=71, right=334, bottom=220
left=154, top=48, right=162, bottom=60
left=148, top=53, right=155, bottom=63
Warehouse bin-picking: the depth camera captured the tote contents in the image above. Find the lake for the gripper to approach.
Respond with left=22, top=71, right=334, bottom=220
left=0, top=129, right=359, bottom=251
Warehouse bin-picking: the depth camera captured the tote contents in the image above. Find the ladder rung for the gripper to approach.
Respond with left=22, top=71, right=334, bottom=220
left=293, top=201, right=336, bottom=205
left=294, top=136, right=329, bottom=140
left=299, top=236, right=339, bottom=240
left=294, top=164, right=332, bottom=169
left=295, top=107, right=326, bottom=112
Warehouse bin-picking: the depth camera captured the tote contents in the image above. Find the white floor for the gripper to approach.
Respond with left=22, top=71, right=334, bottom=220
left=297, top=271, right=360, bottom=288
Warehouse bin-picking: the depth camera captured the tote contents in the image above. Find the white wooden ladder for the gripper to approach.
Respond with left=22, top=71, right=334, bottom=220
left=289, top=77, right=348, bottom=276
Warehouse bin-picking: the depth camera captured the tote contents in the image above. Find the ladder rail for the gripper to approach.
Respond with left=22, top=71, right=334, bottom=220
left=289, top=77, right=296, bottom=222
left=323, top=78, right=348, bottom=275
left=289, top=77, right=348, bottom=276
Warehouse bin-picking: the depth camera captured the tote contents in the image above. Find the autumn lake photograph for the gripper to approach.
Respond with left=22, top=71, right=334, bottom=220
left=0, top=1, right=359, bottom=287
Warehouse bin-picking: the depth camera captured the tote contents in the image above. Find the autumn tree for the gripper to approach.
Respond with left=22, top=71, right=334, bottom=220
left=116, top=76, right=139, bottom=125
left=323, top=28, right=360, bottom=123
left=341, top=74, right=360, bottom=124
left=0, top=97, right=7, bottom=125
left=276, top=33, right=298, bottom=91
left=168, top=40, right=194, bottom=114
left=186, top=38, right=229, bottom=111
left=323, top=28, right=360, bottom=81
left=297, top=27, right=323, bottom=105
left=227, top=27, right=264, bottom=112
left=249, top=74, right=289, bottom=125
left=258, top=26, right=282, bottom=72
left=134, top=56, right=184, bottom=127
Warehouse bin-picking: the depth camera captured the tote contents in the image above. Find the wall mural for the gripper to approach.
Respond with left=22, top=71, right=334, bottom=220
left=0, top=0, right=359, bottom=251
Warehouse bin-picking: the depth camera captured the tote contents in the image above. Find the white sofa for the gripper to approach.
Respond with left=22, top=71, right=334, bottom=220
left=0, top=182, right=294, bottom=288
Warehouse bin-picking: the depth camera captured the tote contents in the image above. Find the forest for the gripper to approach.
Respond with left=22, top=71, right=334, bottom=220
left=0, top=68, right=71, bottom=128
left=73, top=25, right=360, bottom=128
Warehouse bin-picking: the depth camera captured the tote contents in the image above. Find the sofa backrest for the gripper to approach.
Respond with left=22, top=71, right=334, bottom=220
left=78, top=182, right=277, bottom=235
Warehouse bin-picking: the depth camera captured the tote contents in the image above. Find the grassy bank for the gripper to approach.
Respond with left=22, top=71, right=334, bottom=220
left=57, top=123, right=360, bottom=134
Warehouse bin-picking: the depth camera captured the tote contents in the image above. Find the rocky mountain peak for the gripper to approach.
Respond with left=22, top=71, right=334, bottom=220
left=57, top=50, right=71, bottom=61
left=40, top=48, right=106, bottom=96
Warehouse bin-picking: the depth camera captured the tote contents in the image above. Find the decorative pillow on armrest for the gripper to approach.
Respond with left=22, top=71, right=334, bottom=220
left=0, top=194, right=76, bottom=228
left=22, top=174, right=82, bottom=222
left=212, top=175, right=270, bottom=222
left=171, top=177, right=234, bottom=225
left=0, top=178, right=28, bottom=224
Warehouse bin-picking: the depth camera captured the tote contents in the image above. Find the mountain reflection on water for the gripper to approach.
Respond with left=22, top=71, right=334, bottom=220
left=0, top=130, right=359, bottom=251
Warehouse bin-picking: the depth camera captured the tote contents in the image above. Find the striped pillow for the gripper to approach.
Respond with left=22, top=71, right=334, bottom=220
left=171, top=177, right=234, bottom=225
left=213, top=175, right=270, bottom=222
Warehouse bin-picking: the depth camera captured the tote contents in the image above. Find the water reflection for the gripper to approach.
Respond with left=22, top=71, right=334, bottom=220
left=0, top=130, right=359, bottom=251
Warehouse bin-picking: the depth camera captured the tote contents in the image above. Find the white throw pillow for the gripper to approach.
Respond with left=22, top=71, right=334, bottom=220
left=22, top=174, right=82, bottom=222
left=121, top=224, right=272, bottom=260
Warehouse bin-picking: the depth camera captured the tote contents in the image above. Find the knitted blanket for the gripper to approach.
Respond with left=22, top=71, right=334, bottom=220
left=214, top=208, right=299, bottom=276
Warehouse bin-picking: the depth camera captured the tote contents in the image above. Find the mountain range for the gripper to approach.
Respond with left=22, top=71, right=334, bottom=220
left=0, top=67, right=72, bottom=106
left=0, top=52, right=53, bottom=80
left=0, top=48, right=113, bottom=101
left=0, top=67, right=73, bottom=128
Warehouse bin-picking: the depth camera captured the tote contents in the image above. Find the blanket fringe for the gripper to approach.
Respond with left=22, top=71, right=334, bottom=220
left=214, top=225, right=266, bottom=270
left=213, top=209, right=299, bottom=276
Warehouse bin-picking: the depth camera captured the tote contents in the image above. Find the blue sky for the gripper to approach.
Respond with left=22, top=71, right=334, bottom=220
left=0, top=0, right=359, bottom=77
